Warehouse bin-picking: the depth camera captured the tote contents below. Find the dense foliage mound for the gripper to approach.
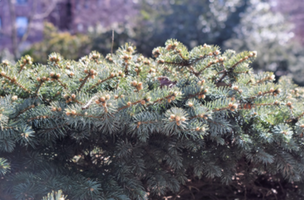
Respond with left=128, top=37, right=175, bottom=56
left=1, top=40, right=304, bottom=200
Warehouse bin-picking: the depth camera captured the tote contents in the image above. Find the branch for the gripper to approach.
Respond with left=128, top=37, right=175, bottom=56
left=78, top=75, right=90, bottom=92
left=88, top=76, right=114, bottom=91
left=8, top=0, right=18, bottom=59
left=217, top=70, right=227, bottom=83
left=33, top=0, right=58, bottom=19
left=0, top=73, right=30, bottom=93
left=20, top=0, right=38, bottom=44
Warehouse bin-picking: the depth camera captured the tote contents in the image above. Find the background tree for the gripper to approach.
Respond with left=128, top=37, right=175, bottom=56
left=6, top=0, right=58, bottom=60
left=273, top=0, right=304, bottom=44
left=224, top=0, right=304, bottom=85
left=23, top=22, right=91, bottom=63
left=90, top=0, right=304, bottom=85
left=1, top=39, right=304, bottom=199
left=90, top=0, right=246, bottom=56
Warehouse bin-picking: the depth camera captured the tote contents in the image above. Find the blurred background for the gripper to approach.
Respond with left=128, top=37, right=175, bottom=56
left=0, top=0, right=304, bottom=84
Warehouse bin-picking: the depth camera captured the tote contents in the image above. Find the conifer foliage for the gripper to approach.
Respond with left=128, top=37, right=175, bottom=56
left=1, top=40, right=304, bottom=199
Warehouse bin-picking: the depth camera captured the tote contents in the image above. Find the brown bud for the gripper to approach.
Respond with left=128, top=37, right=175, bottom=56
left=166, top=44, right=172, bottom=50
left=127, top=101, right=132, bottom=107
left=195, top=127, right=200, bottom=131
left=158, top=59, right=165, bottom=64
left=71, top=110, right=76, bottom=115
left=127, top=46, right=133, bottom=52
left=51, top=107, right=57, bottom=112
left=276, top=88, right=281, bottom=94
left=57, top=108, right=62, bottom=112
left=131, top=81, right=136, bottom=86
left=12, top=95, right=18, bottom=101
left=99, top=97, right=106, bottom=102
left=170, top=114, right=175, bottom=120
left=105, top=94, right=111, bottom=100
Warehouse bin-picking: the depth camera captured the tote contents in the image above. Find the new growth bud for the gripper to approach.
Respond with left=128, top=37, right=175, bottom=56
left=232, top=86, right=239, bottom=91
left=12, top=95, right=18, bottom=101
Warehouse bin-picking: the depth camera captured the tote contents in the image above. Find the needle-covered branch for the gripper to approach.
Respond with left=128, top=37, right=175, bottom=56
left=1, top=40, right=304, bottom=200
